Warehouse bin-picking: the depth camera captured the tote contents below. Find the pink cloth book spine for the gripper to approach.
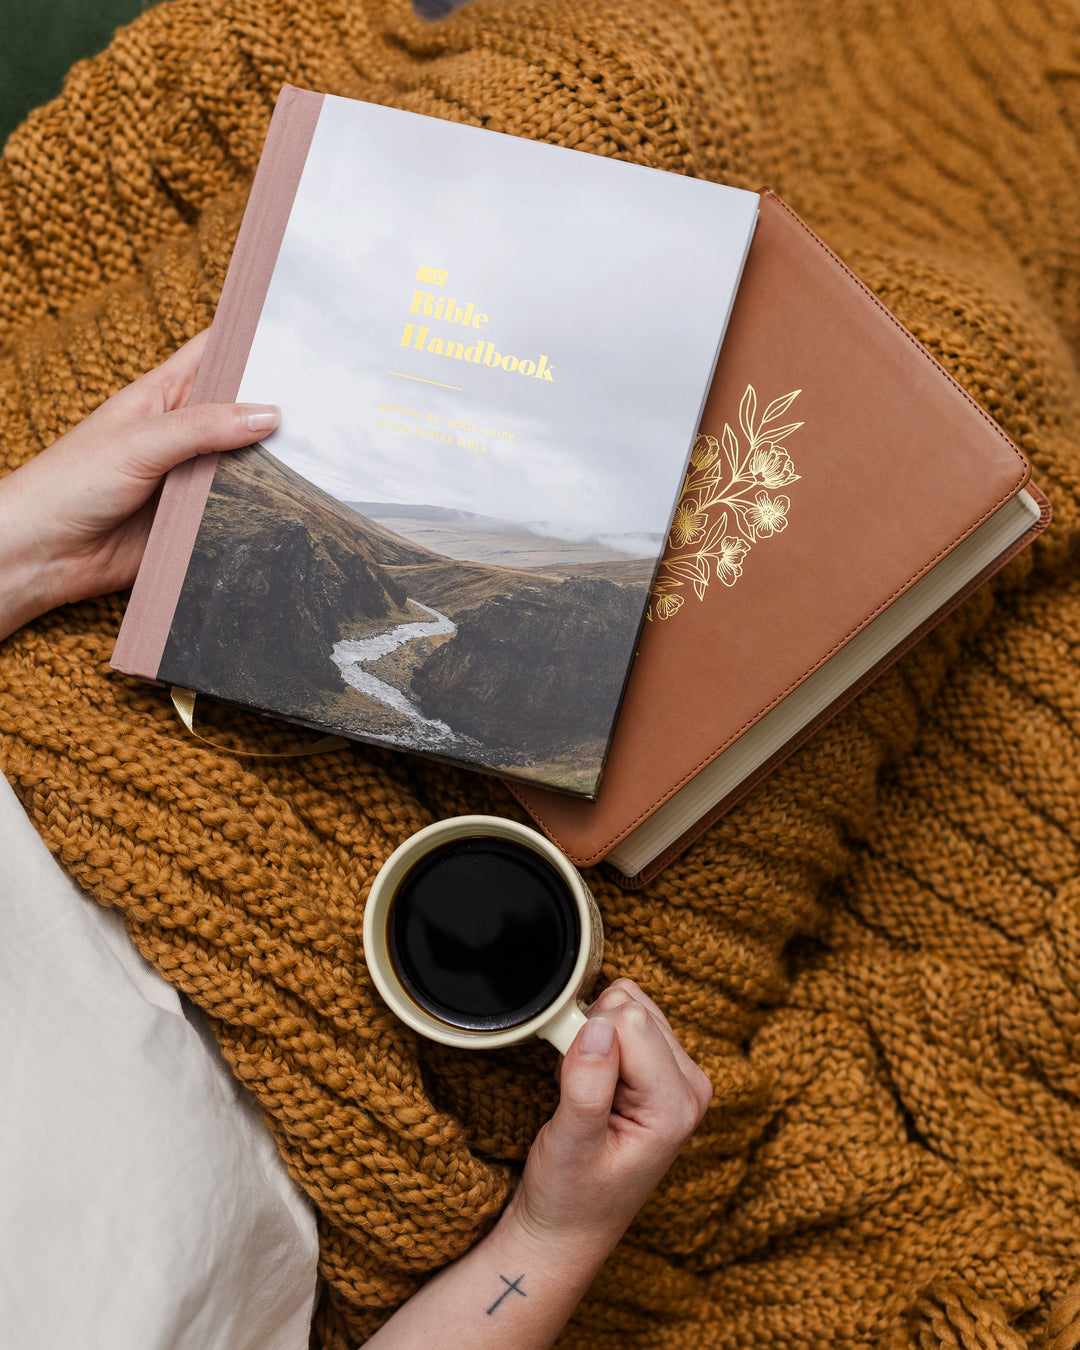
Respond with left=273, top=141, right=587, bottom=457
left=111, top=85, right=325, bottom=679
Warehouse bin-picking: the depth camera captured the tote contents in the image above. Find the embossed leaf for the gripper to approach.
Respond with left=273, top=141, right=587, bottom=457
left=696, top=514, right=731, bottom=556
left=688, top=555, right=711, bottom=585
left=739, top=384, right=758, bottom=442
left=667, top=557, right=709, bottom=584
left=762, top=421, right=803, bottom=446
left=719, top=497, right=755, bottom=540
left=760, top=388, right=802, bottom=425
left=722, top=423, right=740, bottom=478
left=701, top=454, right=725, bottom=495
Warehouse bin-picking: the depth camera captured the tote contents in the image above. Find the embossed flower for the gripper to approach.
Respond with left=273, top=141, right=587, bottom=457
left=653, top=594, right=684, bottom=620
left=716, top=536, right=750, bottom=586
left=670, top=499, right=708, bottom=548
left=748, top=443, right=799, bottom=488
left=747, top=492, right=789, bottom=538
left=689, top=434, right=721, bottom=470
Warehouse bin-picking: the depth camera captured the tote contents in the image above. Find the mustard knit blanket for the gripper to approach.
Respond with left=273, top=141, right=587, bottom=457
left=3, top=1, right=1080, bottom=1346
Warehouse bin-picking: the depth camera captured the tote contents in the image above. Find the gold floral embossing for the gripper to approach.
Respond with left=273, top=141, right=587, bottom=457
left=647, top=385, right=803, bottom=620
left=747, top=490, right=790, bottom=537
left=652, top=594, right=684, bottom=620
left=670, top=500, right=709, bottom=547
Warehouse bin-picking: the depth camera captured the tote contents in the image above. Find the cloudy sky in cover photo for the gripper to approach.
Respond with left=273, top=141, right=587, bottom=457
left=236, top=95, right=759, bottom=554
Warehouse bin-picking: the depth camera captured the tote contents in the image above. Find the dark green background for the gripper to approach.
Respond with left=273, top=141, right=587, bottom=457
left=1, top=0, right=151, bottom=146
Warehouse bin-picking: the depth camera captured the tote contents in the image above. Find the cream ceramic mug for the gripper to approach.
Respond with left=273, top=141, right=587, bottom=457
left=363, top=815, right=603, bottom=1053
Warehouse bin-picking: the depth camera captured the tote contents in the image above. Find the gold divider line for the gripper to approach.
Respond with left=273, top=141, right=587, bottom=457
left=389, top=371, right=463, bottom=391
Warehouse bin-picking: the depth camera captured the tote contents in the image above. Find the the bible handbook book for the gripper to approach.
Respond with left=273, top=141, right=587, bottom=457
left=508, top=190, right=1050, bottom=881
left=111, top=87, right=760, bottom=798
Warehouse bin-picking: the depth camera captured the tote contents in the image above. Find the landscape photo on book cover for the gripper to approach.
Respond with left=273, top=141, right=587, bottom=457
left=153, top=94, right=760, bottom=796
left=157, top=444, right=657, bottom=796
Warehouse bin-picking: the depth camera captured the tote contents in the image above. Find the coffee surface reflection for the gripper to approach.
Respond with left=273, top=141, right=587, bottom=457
left=387, top=836, right=581, bottom=1031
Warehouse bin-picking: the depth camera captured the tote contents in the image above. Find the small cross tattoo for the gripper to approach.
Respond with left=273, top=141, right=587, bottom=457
left=486, top=1273, right=527, bottom=1315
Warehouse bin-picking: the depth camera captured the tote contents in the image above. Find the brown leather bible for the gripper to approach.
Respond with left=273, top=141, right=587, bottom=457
left=508, top=190, right=1050, bottom=886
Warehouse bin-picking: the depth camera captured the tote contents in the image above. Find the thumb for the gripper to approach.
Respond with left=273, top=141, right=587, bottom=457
left=549, top=1017, right=620, bottom=1149
left=115, top=401, right=281, bottom=479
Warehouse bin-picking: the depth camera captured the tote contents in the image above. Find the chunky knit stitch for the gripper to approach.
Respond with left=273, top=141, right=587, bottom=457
left=2, top=1, right=1080, bottom=1346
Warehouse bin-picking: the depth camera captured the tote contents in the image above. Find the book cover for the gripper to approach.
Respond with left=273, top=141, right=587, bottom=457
left=508, top=190, right=1048, bottom=873
left=112, top=87, right=760, bottom=798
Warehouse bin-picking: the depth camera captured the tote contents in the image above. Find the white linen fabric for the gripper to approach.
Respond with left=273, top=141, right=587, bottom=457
left=0, top=772, right=320, bottom=1350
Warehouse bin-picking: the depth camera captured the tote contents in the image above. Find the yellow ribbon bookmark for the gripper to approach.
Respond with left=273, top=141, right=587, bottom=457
left=170, top=687, right=350, bottom=758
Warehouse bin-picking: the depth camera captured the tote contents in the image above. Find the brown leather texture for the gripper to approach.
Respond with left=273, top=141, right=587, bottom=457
left=510, top=191, right=1037, bottom=868
left=618, top=480, right=1051, bottom=888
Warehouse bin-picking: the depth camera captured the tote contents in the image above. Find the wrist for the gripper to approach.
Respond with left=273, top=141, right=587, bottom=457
left=496, top=1187, right=626, bottom=1281
left=0, top=467, right=65, bottom=642
left=363, top=1183, right=623, bottom=1350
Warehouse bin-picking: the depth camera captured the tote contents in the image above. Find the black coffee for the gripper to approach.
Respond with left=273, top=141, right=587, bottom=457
left=387, top=836, right=580, bottom=1031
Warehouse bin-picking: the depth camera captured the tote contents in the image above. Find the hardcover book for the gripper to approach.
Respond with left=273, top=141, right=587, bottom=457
left=111, top=87, right=760, bottom=798
left=508, top=190, right=1050, bottom=881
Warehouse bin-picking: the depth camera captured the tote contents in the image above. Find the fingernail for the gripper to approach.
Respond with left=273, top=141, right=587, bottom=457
left=580, top=1017, right=615, bottom=1057
left=243, top=404, right=281, bottom=433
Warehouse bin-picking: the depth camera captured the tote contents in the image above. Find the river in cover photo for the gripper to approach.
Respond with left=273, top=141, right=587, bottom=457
left=157, top=444, right=657, bottom=797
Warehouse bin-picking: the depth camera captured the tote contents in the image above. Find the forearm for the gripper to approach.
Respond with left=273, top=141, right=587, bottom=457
left=364, top=1195, right=620, bottom=1350
left=0, top=464, right=63, bottom=642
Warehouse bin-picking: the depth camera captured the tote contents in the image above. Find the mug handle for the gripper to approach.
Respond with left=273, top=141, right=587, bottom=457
left=537, top=1002, right=588, bottom=1056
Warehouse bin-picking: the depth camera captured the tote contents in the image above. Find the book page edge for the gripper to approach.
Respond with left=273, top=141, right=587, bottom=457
left=607, top=482, right=1051, bottom=884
